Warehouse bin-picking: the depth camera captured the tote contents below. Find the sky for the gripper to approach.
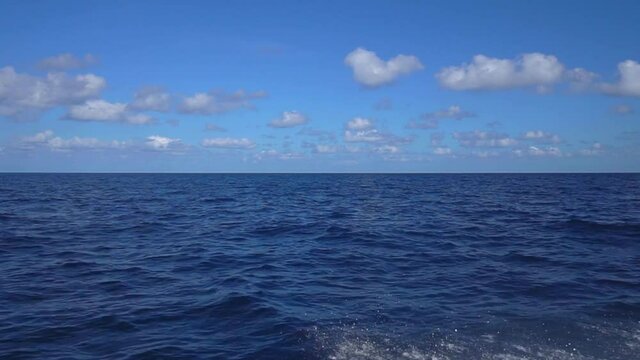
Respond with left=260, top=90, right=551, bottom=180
left=0, top=0, right=639, bottom=172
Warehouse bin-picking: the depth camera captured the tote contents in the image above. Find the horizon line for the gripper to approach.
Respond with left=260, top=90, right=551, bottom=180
left=1, top=171, right=638, bottom=175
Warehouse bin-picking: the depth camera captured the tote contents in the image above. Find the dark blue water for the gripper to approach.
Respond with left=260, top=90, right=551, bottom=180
left=1, top=174, right=639, bottom=360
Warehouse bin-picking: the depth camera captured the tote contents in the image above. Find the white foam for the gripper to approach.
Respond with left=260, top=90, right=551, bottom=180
left=310, top=321, right=639, bottom=360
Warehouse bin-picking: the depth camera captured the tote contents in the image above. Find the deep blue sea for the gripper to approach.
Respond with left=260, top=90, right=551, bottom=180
left=1, top=173, right=639, bottom=360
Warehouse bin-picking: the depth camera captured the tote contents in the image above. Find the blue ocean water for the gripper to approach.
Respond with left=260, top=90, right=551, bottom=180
left=1, top=173, right=639, bottom=360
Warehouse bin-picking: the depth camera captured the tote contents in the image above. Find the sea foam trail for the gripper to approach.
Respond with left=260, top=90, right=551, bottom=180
left=311, top=320, right=640, bottom=360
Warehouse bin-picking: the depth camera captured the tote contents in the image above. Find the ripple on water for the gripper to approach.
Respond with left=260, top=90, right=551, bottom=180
left=0, top=173, right=639, bottom=359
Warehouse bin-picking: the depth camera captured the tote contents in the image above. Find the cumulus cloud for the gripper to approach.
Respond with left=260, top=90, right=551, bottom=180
left=344, top=47, right=423, bottom=87
left=269, top=111, right=308, bottom=128
left=19, top=131, right=184, bottom=153
left=145, top=135, right=181, bottom=150
left=453, top=131, right=518, bottom=148
left=373, top=145, right=400, bottom=154
left=129, top=87, right=171, bottom=112
left=426, top=105, right=476, bottom=120
left=37, top=53, right=98, bottom=71
left=522, top=145, right=563, bottom=157
left=346, top=117, right=374, bottom=130
left=566, top=68, right=598, bottom=91
left=433, top=147, right=452, bottom=155
left=344, top=128, right=385, bottom=143
left=407, top=105, right=475, bottom=129
left=65, top=99, right=153, bottom=124
left=471, top=150, right=499, bottom=158
left=0, top=66, right=105, bottom=119
left=344, top=128, right=411, bottom=145
left=21, top=130, right=125, bottom=151
left=180, top=89, right=267, bottom=115
left=47, top=137, right=121, bottom=151
left=578, top=142, right=604, bottom=156
left=600, top=60, right=640, bottom=97
left=23, top=130, right=55, bottom=143
left=201, top=137, right=255, bottom=149
left=344, top=117, right=411, bottom=146
left=314, top=144, right=339, bottom=153
left=520, top=130, right=561, bottom=144
left=436, top=53, right=565, bottom=91
left=253, top=149, right=303, bottom=161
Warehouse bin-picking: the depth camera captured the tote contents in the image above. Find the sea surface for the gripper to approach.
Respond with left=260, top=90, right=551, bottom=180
left=1, top=173, right=639, bottom=360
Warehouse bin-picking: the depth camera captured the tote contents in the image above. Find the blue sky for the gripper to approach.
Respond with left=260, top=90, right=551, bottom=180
left=0, top=0, right=638, bottom=172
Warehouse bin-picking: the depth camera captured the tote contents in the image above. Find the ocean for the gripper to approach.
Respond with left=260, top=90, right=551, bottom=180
left=1, top=173, right=639, bottom=359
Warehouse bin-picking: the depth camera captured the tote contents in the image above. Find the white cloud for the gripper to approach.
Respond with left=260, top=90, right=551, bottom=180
left=344, top=117, right=412, bottom=146
left=344, top=128, right=384, bottom=143
left=21, top=130, right=125, bottom=151
left=346, top=117, right=374, bottom=130
left=126, top=113, right=154, bottom=125
left=344, top=117, right=385, bottom=142
left=433, top=147, right=452, bottom=155
left=66, top=99, right=153, bottom=124
left=37, top=53, right=98, bottom=71
left=315, top=144, right=338, bottom=153
left=67, top=100, right=125, bottom=121
left=579, top=142, right=604, bottom=156
left=525, top=145, right=563, bottom=157
left=612, top=104, right=634, bottom=115
left=201, top=137, right=255, bottom=149
left=0, top=66, right=105, bottom=119
left=566, top=68, right=598, bottom=90
left=436, top=53, right=565, bottom=91
left=48, top=137, right=121, bottom=151
left=253, top=149, right=303, bottom=160
left=344, top=47, right=423, bottom=87
left=23, top=130, right=55, bottom=143
left=373, top=145, right=400, bottom=154
left=453, top=131, right=518, bottom=147
left=343, top=128, right=411, bottom=145
left=269, top=111, right=308, bottom=128
left=345, top=145, right=362, bottom=153
left=180, top=89, right=267, bottom=115
left=471, top=150, right=499, bottom=158
left=130, top=87, right=171, bottom=112
left=521, top=130, right=561, bottom=144
left=258, top=149, right=279, bottom=157
left=279, top=152, right=304, bottom=160
left=601, top=60, right=640, bottom=97
left=253, top=149, right=279, bottom=160
left=426, top=105, right=475, bottom=120
left=145, top=135, right=181, bottom=150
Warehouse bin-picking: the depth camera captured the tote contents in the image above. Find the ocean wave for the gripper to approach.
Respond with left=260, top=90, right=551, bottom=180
left=1, top=173, right=639, bottom=359
left=561, top=218, right=640, bottom=233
